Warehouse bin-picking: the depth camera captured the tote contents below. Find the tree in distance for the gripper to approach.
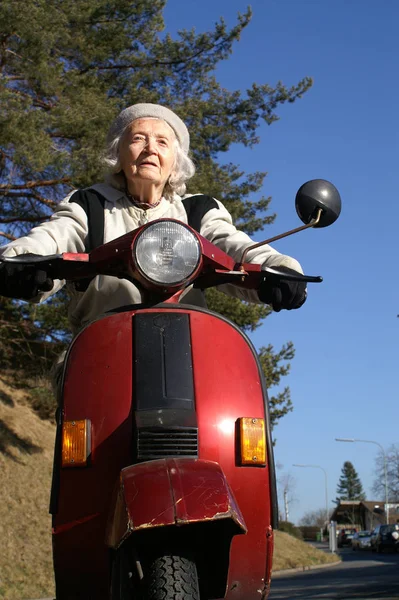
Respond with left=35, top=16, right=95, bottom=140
left=336, top=461, right=366, bottom=502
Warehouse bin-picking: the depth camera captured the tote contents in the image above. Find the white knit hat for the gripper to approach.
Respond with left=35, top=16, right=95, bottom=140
left=107, top=103, right=190, bottom=153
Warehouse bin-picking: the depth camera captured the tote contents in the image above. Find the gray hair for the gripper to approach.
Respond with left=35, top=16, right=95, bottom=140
left=102, top=119, right=195, bottom=199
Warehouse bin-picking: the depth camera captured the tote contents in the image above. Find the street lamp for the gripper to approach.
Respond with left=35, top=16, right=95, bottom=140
left=335, top=438, right=389, bottom=524
left=292, top=464, right=329, bottom=525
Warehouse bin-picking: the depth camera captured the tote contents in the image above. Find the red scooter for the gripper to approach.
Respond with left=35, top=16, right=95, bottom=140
left=1, top=179, right=340, bottom=599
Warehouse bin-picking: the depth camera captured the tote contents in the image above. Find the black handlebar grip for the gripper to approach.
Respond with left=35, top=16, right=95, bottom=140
left=262, top=266, right=323, bottom=283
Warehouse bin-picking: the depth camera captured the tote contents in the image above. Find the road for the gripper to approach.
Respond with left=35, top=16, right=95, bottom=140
left=270, top=547, right=399, bottom=599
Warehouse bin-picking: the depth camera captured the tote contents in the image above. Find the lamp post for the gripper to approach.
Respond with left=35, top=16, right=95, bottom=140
left=335, top=438, right=389, bottom=524
left=293, top=464, right=329, bottom=525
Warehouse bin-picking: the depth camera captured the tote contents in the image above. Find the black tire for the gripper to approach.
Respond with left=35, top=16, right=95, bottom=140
left=144, top=555, right=200, bottom=600
left=377, top=543, right=382, bottom=554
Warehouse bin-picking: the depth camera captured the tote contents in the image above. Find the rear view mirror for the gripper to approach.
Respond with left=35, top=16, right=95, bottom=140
left=238, top=178, right=341, bottom=265
left=295, top=179, right=341, bottom=228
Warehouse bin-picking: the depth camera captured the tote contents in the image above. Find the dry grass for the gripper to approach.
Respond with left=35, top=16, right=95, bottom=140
left=273, top=531, right=341, bottom=572
left=0, top=376, right=55, bottom=600
left=0, top=375, right=339, bottom=599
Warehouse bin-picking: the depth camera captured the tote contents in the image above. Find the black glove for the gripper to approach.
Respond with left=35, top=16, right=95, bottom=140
left=0, top=260, right=53, bottom=300
left=258, top=266, right=307, bottom=312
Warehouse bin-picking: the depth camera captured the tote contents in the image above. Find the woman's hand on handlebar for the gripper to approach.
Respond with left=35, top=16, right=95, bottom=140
left=258, top=266, right=307, bottom=312
left=0, top=259, right=54, bottom=300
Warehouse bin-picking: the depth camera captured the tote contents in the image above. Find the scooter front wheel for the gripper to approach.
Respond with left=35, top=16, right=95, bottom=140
left=144, top=554, right=200, bottom=600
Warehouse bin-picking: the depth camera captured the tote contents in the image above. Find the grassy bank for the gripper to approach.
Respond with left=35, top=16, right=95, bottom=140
left=0, top=376, right=55, bottom=600
left=273, top=531, right=340, bottom=572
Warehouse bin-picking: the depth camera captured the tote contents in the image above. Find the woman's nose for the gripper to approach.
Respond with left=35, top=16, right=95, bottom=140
left=144, top=137, right=157, bottom=153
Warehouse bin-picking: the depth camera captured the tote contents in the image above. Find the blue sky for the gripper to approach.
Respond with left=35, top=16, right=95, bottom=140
left=163, top=0, right=399, bottom=523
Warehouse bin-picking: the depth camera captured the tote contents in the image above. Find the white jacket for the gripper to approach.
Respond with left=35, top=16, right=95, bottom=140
left=0, top=183, right=303, bottom=333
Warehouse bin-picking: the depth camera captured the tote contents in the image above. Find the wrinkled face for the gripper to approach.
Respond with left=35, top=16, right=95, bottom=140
left=119, top=118, right=176, bottom=193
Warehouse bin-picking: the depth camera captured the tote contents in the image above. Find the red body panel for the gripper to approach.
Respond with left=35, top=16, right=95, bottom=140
left=52, top=312, right=134, bottom=599
left=190, top=311, right=273, bottom=599
left=107, top=458, right=246, bottom=548
left=52, top=307, right=274, bottom=599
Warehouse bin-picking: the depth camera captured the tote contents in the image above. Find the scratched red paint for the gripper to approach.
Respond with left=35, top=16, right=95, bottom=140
left=107, top=458, right=246, bottom=544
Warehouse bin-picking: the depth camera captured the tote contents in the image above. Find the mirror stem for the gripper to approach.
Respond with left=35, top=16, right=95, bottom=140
left=238, top=208, right=322, bottom=267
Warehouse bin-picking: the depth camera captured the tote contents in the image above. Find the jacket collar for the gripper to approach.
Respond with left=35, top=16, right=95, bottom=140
left=87, top=183, right=126, bottom=205
left=87, top=183, right=182, bottom=208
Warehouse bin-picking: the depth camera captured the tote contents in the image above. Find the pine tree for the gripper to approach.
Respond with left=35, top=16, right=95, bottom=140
left=0, top=0, right=312, bottom=426
left=336, top=461, right=366, bottom=502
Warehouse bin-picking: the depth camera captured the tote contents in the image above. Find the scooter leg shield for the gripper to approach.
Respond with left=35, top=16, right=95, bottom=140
left=107, top=457, right=247, bottom=548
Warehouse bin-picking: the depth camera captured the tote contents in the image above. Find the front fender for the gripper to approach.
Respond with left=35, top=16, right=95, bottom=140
left=107, top=458, right=247, bottom=549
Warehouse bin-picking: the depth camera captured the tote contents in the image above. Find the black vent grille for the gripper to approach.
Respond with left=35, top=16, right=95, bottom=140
left=137, top=428, right=198, bottom=461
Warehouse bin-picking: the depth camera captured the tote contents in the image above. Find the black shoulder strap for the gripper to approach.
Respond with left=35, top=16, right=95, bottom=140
left=181, top=195, right=218, bottom=309
left=181, top=195, right=219, bottom=233
left=68, top=189, right=106, bottom=291
left=68, top=188, right=106, bottom=252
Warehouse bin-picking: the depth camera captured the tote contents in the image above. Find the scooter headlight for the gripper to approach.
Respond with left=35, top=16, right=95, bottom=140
left=133, top=220, right=201, bottom=286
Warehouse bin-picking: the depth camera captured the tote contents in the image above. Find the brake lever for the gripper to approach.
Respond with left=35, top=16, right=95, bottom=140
left=0, top=254, right=65, bottom=280
left=0, top=254, right=62, bottom=265
left=0, top=253, right=92, bottom=281
left=263, top=266, right=323, bottom=283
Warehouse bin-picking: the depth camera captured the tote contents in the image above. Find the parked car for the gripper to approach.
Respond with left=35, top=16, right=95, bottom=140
left=370, top=524, right=399, bottom=553
left=351, top=530, right=372, bottom=551
left=337, top=528, right=357, bottom=548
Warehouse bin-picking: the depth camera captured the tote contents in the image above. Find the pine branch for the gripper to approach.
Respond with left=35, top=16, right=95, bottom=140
left=4, top=48, right=28, bottom=62
left=0, top=231, right=16, bottom=241
left=0, top=319, right=20, bottom=328
left=79, top=36, right=235, bottom=75
left=79, top=59, right=181, bottom=74
left=0, top=178, right=70, bottom=190
left=0, top=215, right=48, bottom=224
left=7, top=87, right=54, bottom=110
left=1, top=75, right=26, bottom=81
left=0, top=190, right=56, bottom=209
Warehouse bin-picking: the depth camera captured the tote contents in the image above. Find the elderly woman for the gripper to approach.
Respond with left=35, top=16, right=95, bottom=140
left=0, top=103, right=306, bottom=332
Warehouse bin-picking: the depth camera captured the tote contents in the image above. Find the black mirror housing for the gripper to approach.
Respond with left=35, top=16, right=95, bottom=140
left=295, top=179, right=341, bottom=228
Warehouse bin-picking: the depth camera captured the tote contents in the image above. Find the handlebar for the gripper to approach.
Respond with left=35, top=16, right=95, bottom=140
left=0, top=254, right=323, bottom=287
left=0, top=248, right=323, bottom=303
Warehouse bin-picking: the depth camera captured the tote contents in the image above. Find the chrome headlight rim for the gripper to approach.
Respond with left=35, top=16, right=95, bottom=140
left=132, top=219, right=202, bottom=287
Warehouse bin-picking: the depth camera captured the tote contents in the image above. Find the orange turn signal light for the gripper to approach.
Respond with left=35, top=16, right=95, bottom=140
left=62, top=420, right=91, bottom=468
left=239, top=417, right=266, bottom=466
